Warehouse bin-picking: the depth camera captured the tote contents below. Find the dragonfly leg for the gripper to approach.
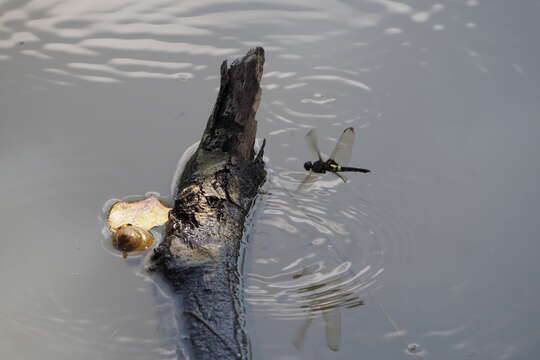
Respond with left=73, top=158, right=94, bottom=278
left=332, top=172, right=348, bottom=183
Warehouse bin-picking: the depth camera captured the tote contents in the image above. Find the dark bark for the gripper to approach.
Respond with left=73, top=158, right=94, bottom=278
left=150, top=47, right=266, bottom=360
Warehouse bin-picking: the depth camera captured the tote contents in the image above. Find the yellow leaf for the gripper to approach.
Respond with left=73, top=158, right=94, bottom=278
left=108, top=197, right=171, bottom=231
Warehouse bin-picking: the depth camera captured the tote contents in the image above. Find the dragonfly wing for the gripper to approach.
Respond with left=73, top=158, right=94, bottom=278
left=295, top=171, right=322, bottom=193
left=329, top=127, right=355, bottom=166
left=293, top=315, right=314, bottom=351
left=323, top=308, right=342, bottom=352
left=305, top=129, right=323, bottom=161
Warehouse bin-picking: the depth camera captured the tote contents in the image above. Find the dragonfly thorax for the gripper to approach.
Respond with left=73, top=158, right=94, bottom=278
left=310, top=160, right=329, bottom=174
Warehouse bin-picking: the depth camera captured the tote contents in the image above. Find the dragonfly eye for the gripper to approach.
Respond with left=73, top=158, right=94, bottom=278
left=304, top=161, right=313, bottom=171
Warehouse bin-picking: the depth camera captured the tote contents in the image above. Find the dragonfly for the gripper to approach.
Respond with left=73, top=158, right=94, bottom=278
left=297, top=127, right=370, bottom=192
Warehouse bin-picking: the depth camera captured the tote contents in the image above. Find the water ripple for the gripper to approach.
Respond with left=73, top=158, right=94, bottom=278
left=44, top=42, right=98, bottom=56
left=298, top=75, right=371, bottom=92
left=0, top=286, right=177, bottom=360
left=0, top=31, right=39, bottom=48
left=68, top=61, right=194, bottom=81
left=79, top=38, right=238, bottom=56
left=0, top=0, right=461, bottom=91
left=246, top=176, right=400, bottom=321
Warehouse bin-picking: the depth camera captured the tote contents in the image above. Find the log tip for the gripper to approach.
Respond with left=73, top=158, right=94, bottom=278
left=247, top=46, right=264, bottom=60
left=249, top=47, right=264, bottom=81
left=230, top=47, right=265, bottom=81
left=220, top=60, right=228, bottom=78
left=239, top=47, right=264, bottom=63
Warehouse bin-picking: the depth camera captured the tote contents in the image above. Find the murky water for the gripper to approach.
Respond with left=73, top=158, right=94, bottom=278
left=1, top=0, right=539, bottom=359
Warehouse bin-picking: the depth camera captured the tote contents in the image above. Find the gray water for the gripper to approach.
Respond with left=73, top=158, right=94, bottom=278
left=1, top=1, right=539, bottom=359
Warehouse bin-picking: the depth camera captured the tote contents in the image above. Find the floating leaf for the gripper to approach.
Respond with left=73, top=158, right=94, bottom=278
left=108, top=197, right=170, bottom=231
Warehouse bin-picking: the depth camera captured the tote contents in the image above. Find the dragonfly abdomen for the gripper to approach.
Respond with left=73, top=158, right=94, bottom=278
left=339, top=166, right=370, bottom=173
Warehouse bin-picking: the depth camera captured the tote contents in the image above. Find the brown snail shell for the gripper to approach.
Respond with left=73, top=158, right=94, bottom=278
left=112, top=224, right=154, bottom=258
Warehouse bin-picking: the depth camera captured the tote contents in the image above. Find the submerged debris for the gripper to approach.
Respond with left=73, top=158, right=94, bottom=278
left=108, top=196, right=170, bottom=231
left=107, top=196, right=170, bottom=258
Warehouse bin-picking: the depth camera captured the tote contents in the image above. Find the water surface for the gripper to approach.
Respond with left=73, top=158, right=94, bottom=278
left=1, top=0, right=539, bottom=359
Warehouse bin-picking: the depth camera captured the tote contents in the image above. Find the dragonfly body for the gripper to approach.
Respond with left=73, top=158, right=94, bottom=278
left=304, top=159, right=370, bottom=174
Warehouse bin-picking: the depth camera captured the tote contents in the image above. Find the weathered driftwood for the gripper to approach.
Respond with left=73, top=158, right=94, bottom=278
left=150, top=47, right=266, bottom=360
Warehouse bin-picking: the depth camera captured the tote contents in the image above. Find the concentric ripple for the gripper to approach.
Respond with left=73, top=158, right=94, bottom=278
left=245, top=171, right=401, bottom=321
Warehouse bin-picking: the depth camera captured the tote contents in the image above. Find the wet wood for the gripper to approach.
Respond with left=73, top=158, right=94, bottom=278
left=150, top=47, right=266, bottom=360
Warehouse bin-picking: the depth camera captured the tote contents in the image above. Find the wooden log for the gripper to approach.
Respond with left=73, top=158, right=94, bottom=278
left=150, top=47, right=266, bottom=360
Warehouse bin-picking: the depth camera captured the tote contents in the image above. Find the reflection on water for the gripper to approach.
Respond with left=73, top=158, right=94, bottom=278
left=0, top=0, right=480, bottom=89
left=292, top=284, right=344, bottom=352
left=2, top=0, right=539, bottom=359
left=290, top=265, right=363, bottom=352
left=246, top=170, right=400, bottom=355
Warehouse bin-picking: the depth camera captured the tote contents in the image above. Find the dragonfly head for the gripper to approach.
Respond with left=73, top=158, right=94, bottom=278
left=304, top=161, right=313, bottom=171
